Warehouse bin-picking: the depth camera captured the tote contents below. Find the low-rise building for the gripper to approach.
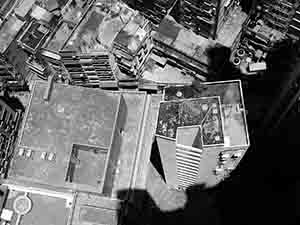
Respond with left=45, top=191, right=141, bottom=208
left=60, top=0, right=152, bottom=88
left=4, top=80, right=161, bottom=225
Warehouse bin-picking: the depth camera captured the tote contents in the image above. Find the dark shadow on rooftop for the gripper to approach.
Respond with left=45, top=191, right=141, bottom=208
left=150, top=138, right=166, bottom=183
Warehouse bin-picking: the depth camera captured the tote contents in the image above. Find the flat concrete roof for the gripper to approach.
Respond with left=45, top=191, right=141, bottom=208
left=1, top=184, right=73, bottom=225
left=153, top=15, right=215, bottom=66
left=9, top=81, right=161, bottom=198
left=216, top=8, right=248, bottom=47
left=72, top=193, right=121, bottom=225
left=141, top=52, right=195, bottom=85
left=43, top=21, right=74, bottom=53
left=9, top=81, right=121, bottom=191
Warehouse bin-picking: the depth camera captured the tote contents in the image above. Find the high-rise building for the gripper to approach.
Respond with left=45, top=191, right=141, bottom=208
left=154, top=80, right=250, bottom=189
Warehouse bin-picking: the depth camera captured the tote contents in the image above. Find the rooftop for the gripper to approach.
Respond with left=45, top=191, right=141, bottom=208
left=156, top=97, right=224, bottom=146
left=156, top=80, right=249, bottom=188
left=216, top=8, right=248, bottom=47
left=18, top=21, right=50, bottom=53
left=61, top=1, right=133, bottom=53
left=9, top=81, right=121, bottom=192
left=113, top=13, right=149, bottom=54
left=0, top=0, right=17, bottom=19
left=153, top=15, right=215, bottom=66
left=42, top=21, right=76, bottom=53
left=9, top=81, right=161, bottom=197
left=141, top=51, right=196, bottom=85
left=71, top=192, right=120, bottom=225
left=61, top=0, right=148, bottom=55
left=35, top=0, right=69, bottom=12
left=0, top=184, right=73, bottom=225
left=0, top=14, right=25, bottom=54
left=163, top=80, right=249, bottom=147
left=14, top=0, right=36, bottom=18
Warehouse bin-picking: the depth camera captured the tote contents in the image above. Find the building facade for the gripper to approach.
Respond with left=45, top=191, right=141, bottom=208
left=176, top=0, right=238, bottom=39
left=0, top=97, right=22, bottom=178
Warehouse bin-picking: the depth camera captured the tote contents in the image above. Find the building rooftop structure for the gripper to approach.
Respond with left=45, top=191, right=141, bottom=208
left=34, top=0, right=69, bottom=12
left=152, top=7, right=248, bottom=77
left=18, top=21, right=51, bottom=54
left=122, top=0, right=177, bottom=25
left=230, top=0, right=299, bottom=75
left=154, top=80, right=250, bottom=189
left=14, top=0, right=36, bottom=20
left=1, top=80, right=162, bottom=225
left=61, top=0, right=94, bottom=24
left=0, top=0, right=18, bottom=20
left=216, top=7, right=248, bottom=48
left=61, top=0, right=137, bottom=54
left=141, top=49, right=205, bottom=86
left=8, top=80, right=161, bottom=196
left=59, top=0, right=152, bottom=86
left=41, top=0, right=96, bottom=57
left=0, top=14, right=25, bottom=54
left=41, top=21, right=76, bottom=61
left=0, top=97, right=23, bottom=178
left=0, top=184, right=74, bottom=225
left=39, top=0, right=94, bottom=76
left=153, top=15, right=214, bottom=75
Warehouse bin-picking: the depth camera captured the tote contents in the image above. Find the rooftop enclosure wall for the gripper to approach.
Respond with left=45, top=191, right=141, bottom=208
left=102, top=95, right=127, bottom=196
